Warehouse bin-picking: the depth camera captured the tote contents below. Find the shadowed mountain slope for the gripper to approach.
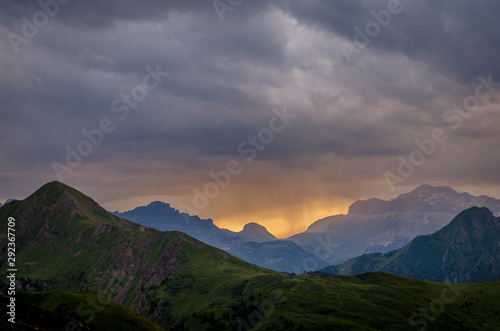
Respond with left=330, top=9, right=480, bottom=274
left=321, top=207, right=500, bottom=283
left=287, top=185, right=500, bottom=265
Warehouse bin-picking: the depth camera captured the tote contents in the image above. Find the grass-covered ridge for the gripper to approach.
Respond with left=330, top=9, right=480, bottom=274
left=0, top=181, right=281, bottom=328
left=322, top=207, right=500, bottom=283
left=188, top=272, right=500, bottom=330
left=0, top=291, right=166, bottom=330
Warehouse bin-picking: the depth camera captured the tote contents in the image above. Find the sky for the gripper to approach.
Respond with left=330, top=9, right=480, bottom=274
left=1, top=0, right=500, bottom=238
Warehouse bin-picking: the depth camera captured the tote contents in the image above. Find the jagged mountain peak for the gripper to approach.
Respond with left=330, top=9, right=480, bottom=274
left=437, top=206, right=500, bottom=238
left=323, top=206, right=500, bottom=282
left=348, top=184, right=499, bottom=215
left=31, top=181, right=96, bottom=205
left=238, top=222, right=277, bottom=242
left=39, top=180, right=73, bottom=191
left=117, top=201, right=214, bottom=225
left=242, top=222, right=266, bottom=231
left=404, top=184, right=459, bottom=198
left=5, top=181, right=145, bottom=232
left=450, top=206, right=496, bottom=223
left=146, top=201, right=172, bottom=209
left=26, top=181, right=98, bottom=212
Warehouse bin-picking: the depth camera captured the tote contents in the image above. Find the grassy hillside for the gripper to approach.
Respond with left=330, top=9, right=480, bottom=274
left=322, top=207, right=500, bottom=283
left=0, top=181, right=281, bottom=328
left=0, top=291, right=165, bottom=330
left=187, top=272, right=500, bottom=330
left=4, top=272, right=500, bottom=330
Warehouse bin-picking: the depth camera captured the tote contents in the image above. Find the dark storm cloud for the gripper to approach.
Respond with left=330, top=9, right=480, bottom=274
left=0, top=1, right=269, bottom=28
left=1, top=0, right=500, bottom=235
left=281, top=0, right=500, bottom=81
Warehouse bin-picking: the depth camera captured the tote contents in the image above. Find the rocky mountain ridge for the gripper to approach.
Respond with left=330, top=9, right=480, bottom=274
left=287, top=185, right=500, bottom=265
left=113, top=201, right=324, bottom=272
left=322, top=206, right=500, bottom=283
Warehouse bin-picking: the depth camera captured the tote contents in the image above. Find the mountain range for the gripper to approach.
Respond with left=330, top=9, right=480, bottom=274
left=287, top=184, right=500, bottom=265
left=0, top=181, right=282, bottom=328
left=321, top=206, right=500, bottom=283
left=113, top=184, right=500, bottom=271
left=1, top=181, right=500, bottom=329
left=113, top=202, right=324, bottom=273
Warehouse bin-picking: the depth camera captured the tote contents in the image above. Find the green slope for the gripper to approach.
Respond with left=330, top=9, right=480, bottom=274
left=0, top=181, right=281, bottom=328
left=0, top=291, right=165, bottom=330
left=322, top=207, right=500, bottom=283
left=187, top=272, right=500, bottom=330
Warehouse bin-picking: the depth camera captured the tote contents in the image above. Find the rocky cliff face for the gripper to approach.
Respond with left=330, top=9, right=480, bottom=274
left=349, top=184, right=500, bottom=215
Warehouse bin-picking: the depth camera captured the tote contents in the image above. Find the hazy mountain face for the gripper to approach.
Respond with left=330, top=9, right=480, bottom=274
left=322, top=207, right=500, bottom=283
left=348, top=184, right=500, bottom=215
left=287, top=185, right=500, bottom=265
left=113, top=185, right=500, bottom=271
left=114, top=202, right=325, bottom=273
left=222, top=222, right=277, bottom=243
left=113, top=201, right=238, bottom=249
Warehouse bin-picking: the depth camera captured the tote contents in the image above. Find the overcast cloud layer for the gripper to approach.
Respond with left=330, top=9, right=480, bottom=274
left=1, top=0, right=500, bottom=237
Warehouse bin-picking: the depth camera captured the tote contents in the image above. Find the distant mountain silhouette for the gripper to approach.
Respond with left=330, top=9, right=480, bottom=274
left=222, top=222, right=277, bottom=243
left=113, top=202, right=324, bottom=272
left=287, top=185, right=500, bottom=265
left=113, top=201, right=237, bottom=248
left=348, top=184, right=500, bottom=215
left=322, top=207, right=500, bottom=282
